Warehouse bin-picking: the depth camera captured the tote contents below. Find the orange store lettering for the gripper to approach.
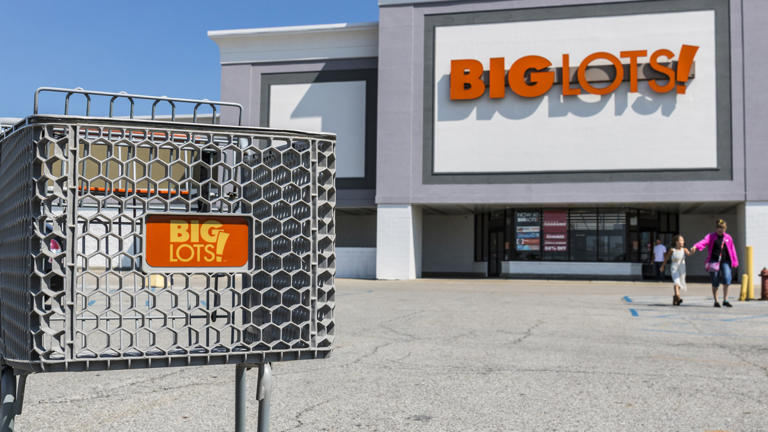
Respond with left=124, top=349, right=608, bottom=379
left=168, top=220, right=230, bottom=263
left=449, top=45, right=699, bottom=100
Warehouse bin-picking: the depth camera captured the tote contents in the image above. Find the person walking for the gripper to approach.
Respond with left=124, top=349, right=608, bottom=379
left=652, top=238, right=667, bottom=282
left=692, top=219, right=739, bottom=308
left=660, top=235, right=693, bottom=306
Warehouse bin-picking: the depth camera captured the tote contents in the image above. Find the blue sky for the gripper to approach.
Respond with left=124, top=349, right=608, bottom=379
left=0, top=1, right=379, bottom=118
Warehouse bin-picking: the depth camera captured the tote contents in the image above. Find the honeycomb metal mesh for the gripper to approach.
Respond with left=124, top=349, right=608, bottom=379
left=0, top=125, right=38, bottom=366
left=0, top=116, right=335, bottom=372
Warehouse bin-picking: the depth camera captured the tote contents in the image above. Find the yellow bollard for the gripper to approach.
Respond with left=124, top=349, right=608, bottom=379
left=740, top=274, right=749, bottom=301
left=746, top=246, right=755, bottom=300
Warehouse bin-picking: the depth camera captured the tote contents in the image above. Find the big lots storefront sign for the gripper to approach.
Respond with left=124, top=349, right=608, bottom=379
left=450, top=45, right=699, bottom=99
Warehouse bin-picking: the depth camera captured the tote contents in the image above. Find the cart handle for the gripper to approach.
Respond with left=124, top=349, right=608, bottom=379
left=34, top=87, right=243, bottom=126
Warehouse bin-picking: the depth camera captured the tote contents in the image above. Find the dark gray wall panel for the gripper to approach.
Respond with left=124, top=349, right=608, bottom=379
left=336, top=213, right=377, bottom=247
left=221, top=64, right=253, bottom=126
left=377, top=6, right=417, bottom=204
left=743, top=0, right=768, bottom=201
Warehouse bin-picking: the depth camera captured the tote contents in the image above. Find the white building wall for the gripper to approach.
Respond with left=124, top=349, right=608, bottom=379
left=503, top=261, right=642, bottom=277
left=376, top=204, right=422, bottom=279
left=336, top=247, right=376, bottom=279
left=743, top=202, right=768, bottom=289
left=209, top=23, right=378, bottom=64
left=421, top=214, right=478, bottom=275
left=269, top=81, right=367, bottom=179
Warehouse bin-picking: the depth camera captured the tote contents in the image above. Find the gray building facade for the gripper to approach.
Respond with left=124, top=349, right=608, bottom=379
left=210, top=0, right=768, bottom=281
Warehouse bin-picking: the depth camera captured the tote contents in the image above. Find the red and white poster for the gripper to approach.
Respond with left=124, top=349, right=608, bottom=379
left=542, top=210, right=568, bottom=253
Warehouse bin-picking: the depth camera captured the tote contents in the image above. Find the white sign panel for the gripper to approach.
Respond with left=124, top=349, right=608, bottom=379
left=433, top=11, right=717, bottom=174
left=270, top=81, right=366, bottom=178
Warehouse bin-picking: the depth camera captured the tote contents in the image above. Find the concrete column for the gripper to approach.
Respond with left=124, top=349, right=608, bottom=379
left=376, top=204, right=422, bottom=279
left=742, top=202, right=768, bottom=286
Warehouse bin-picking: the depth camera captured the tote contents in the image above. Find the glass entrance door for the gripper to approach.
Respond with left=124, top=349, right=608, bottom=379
left=488, top=230, right=504, bottom=277
left=640, top=230, right=655, bottom=278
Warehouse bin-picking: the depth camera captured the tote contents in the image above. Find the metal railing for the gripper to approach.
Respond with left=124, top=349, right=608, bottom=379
left=33, top=86, right=244, bottom=125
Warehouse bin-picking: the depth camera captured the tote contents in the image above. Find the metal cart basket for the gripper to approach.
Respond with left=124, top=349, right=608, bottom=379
left=0, top=87, right=336, bottom=430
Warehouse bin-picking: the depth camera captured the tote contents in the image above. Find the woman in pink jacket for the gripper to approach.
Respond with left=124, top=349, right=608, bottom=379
left=692, top=219, right=739, bottom=308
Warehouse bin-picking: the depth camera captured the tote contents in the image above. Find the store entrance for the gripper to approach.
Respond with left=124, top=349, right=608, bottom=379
left=639, top=230, right=676, bottom=279
left=640, top=230, right=655, bottom=278
left=474, top=208, right=680, bottom=280
left=488, top=230, right=504, bottom=277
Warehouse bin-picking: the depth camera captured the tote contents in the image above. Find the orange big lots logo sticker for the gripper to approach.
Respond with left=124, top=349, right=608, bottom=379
left=145, top=215, right=250, bottom=268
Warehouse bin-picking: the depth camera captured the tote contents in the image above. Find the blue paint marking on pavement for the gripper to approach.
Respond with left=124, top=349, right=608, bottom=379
left=641, top=328, right=768, bottom=340
left=651, top=314, right=678, bottom=319
left=623, top=296, right=633, bottom=303
left=201, top=300, right=207, bottom=307
left=87, top=299, right=96, bottom=306
left=638, top=312, right=764, bottom=324
left=629, top=308, right=639, bottom=317
left=721, top=314, right=768, bottom=322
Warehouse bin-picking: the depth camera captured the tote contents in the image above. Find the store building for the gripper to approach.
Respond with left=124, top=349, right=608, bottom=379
left=209, top=0, right=768, bottom=280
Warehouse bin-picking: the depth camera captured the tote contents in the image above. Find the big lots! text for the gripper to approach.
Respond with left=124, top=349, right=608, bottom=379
left=449, top=45, right=699, bottom=100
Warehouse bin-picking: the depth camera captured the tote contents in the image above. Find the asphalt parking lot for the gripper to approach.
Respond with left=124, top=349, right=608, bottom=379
left=15, top=278, right=768, bottom=431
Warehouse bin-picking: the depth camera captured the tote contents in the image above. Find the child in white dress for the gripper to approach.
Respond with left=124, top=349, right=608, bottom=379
left=660, top=235, right=695, bottom=306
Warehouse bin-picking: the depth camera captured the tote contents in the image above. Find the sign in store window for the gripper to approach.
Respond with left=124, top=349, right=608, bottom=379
left=516, top=211, right=540, bottom=252
left=542, top=210, right=568, bottom=253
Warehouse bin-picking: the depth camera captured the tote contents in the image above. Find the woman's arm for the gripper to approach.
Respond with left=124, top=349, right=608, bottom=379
left=684, top=247, right=693, bottom=256
left=726, top=235, right=739, bottom=268
left=691, top=233, right=711, bottom=252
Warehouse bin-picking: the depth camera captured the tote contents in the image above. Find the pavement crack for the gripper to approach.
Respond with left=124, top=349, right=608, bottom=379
left=343, top=340, right=397, bottom=367
left=380, top=323, right=419, bottom=341
left=29, top=372, right=216, bottom=405
left=510, top=320, right=543, bottom=345
left=351, top=309, right=428, bottom=337
left=290, top=398, right=332, bottom=431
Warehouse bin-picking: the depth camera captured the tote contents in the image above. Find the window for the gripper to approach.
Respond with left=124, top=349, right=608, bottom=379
left=514, top=210, right=541, bottom=260
left=669, top=213, right=679, bottom=233
left=599, top=211, right=626, bottom=261
left=474, top=207, right=670, bottom=263
left=481, top=213, right=489, bottom=261
left=474, top=214, right=482, bottom=261
left=542, top=209, right=568, bottom=261
left=569, top=209, right=597, bottom=261
left=638, top=209, right=658, bottom=229
left=504, top=209, right=514, bottom=261
left=474, top=213, right=489, bottom=262
left=659, top=212, right=669, bottom=232
left=629, top=231, right=640, bottom=262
